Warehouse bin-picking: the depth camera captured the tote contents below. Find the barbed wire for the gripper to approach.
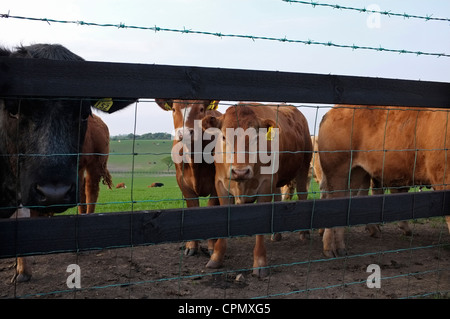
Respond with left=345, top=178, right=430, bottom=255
left=282, top=0, right=450, bottom=23
left=1, top=12, right=448, bottom=58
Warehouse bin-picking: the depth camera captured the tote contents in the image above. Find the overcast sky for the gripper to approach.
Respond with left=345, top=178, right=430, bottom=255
left=2, top=0, right=449, bottom=136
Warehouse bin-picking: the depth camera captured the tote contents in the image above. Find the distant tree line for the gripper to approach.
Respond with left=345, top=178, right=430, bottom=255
left=110, top=132, right=173, bottom=140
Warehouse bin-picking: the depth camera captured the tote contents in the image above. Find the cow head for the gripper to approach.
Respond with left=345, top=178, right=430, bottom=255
left=0, top=44, right=135, bottom=215
left=156, top=99, right=220, bottom=142
left=202, top=104, right=278, bottom=181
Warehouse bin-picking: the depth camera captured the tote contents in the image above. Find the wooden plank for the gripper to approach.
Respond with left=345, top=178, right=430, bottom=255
left=0, top=190, right=448, bottom=258
left=1, top=58, right=449, bottom=108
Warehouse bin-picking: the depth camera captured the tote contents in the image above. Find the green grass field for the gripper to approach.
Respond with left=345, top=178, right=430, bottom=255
left=108, top=139, right=175, bottom=173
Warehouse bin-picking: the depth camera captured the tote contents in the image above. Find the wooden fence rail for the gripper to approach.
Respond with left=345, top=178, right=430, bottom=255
left=1, top=190, right=449, bottom=258
left=0, top=58, right=449, bottom=258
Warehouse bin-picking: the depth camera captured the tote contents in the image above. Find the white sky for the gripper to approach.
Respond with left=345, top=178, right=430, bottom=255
left=1, top=0, right=450, bottom=136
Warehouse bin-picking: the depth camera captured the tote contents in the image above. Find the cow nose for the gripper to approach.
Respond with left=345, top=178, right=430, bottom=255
left=35, top=183, right=75, bottom=206
left=231, top=167, right=252, bottom=180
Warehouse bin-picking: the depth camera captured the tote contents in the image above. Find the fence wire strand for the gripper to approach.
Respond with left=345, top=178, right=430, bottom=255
left=282, top=0, right=450, bottom=24
left=1, top=13, right=449, bottom=58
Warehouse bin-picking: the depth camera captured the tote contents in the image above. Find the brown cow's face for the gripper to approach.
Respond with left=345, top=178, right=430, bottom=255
left=203, top=105, right=277, bottom=181
left=156, top=99, right=219, bottom=142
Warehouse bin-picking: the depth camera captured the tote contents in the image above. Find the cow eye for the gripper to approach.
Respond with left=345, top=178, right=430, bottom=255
left=8, top=112, right=19, bottom=119
left=4, top=101, right=19, bottom=119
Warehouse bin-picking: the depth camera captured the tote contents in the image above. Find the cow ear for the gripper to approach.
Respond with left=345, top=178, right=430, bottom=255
left=206, top=100, right=220, bottom=111
left=202, top=115, right=222, bottom=131
left=155, top=99, right=173, bottom=111
left=92, top=98, right=137, bottom=113
left=261, top=119, right=278, bottom=141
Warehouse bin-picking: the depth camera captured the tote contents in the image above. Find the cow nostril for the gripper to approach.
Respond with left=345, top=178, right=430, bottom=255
left=35, top=183, right=74, bottom=205
left=231, top=168, right=252, bottom=179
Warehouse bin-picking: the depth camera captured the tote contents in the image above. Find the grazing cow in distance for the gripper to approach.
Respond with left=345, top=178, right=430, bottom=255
left=0, top=43, right=136, bottom=282
left=202, top=102, right=312, bottom=277
left=318, top=105, right=450, bottom=258
left=78, top=114, right=114, bottom=214
left=156, top=99, right=221, bottom=256
left=116, top=182, right=127, bottom=189
left=149, top=182, right=164, bottom=187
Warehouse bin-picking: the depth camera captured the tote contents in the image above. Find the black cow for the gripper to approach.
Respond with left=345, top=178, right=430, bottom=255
left=0, top=43, right=136, bottom=281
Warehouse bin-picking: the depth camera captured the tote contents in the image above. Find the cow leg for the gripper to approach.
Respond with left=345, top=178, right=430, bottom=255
left=365, top=179, right=382, bottom=238
left=446, top=216, right=450, bottom=233
left=253, top=234, right=268, bottom=277
left=296, top=169, right=311, bottom=241
left=11, top=208, right=33, bottom=282
left=271, top=188, right=283, bottom=241
left=85, top=171, right=101, bottom=214
left=321, top=167, right=369, bottom=257
left=78, top=175, right=87, bottom=214
left=390, top=188, right=412, bottom=236
left=206, top=184, right=231, bottom=269
left=206, top=193, right=220, bottom=256
left=184, top=197, right=201, bottom=256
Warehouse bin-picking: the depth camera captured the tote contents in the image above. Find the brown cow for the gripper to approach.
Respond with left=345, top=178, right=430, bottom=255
left=149, top=182, right=164, bottom=187
left=116, top=182, right=127, bottom=189
left=156, top=99, right=221, bottom=256
left=318, top=105, right=450, bottom=258
left=202, top=102, right=312, bottom=277
left=78, top=114, right=113, bottom=214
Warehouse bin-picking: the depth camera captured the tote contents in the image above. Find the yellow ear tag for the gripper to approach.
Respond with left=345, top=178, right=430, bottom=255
left=266, top=126, right=275, bottom=141
left=164, top=102, right=172, bottom=110
left=94, top=98, right=113, bottom=111
left=207, top=100, right=218, bottom=110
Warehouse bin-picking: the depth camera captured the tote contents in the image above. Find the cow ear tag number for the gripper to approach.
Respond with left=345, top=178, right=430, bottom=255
left=164, top=103, right=173, bottom=111
left=207, top=100, right=218, bottom=110
left=94, top=98, right=113, bottom=112
left=266, top=126, right=275, bottom=141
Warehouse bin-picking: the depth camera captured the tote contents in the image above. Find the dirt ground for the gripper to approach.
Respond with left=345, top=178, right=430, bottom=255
left=1, top=219, right=449, bottom=299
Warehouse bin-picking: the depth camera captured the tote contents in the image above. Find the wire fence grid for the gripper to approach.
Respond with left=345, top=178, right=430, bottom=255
left=0, top=2, right=449, bottom=300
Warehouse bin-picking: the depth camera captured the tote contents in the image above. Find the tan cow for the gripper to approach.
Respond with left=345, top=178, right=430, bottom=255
left=318, top=105, right=450, bottom=258
left=156, top=99, right=221, bottom=256
left=202, top=102, right=312, bottom=277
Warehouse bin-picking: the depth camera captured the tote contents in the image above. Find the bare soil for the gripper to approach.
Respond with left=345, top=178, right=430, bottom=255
left=1, top=219, right=449, bottom=299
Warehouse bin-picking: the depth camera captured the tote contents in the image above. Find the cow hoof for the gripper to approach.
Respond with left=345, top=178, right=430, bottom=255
left=12, top=273, right=32, bottom=283
left=336, top=248, right=347, bottom=257
left=271, top=233, right=282, bottom=241
left=208, top=249, right=214, bottom=257
left=252, top=267, right=269, bottom=278
left=299, top=231, right=310, bottom=241
left=323, top=250, right=335, bottom=258
left=323, top=248, right=346, bottom=258
left=402, top=230, right=413, bottom=237
left=206, top=259, right=223, bottom=269
left=184, top=247, right=198, bottom=256
left=366, top=225, right=381, bottom=238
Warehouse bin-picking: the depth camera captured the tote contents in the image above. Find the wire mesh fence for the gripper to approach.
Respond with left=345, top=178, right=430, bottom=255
left=0, top=2, right=449, bottom=300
